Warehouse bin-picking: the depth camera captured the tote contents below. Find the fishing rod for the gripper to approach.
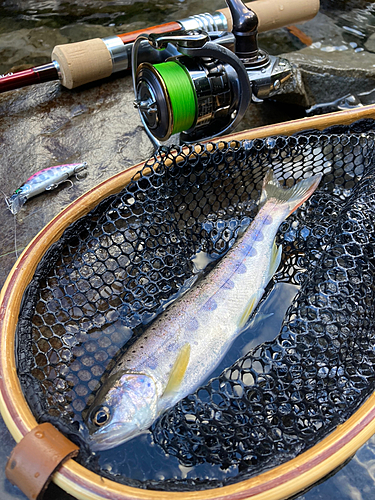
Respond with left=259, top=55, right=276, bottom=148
left=0, top=0, right=319, bottom=93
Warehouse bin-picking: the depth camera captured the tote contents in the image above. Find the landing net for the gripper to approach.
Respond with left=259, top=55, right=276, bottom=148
left=16, top=119, right=375, bottom=490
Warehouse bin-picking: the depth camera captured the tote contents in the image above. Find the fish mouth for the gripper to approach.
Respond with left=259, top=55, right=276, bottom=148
left=87, top=422, right=143, bottom=451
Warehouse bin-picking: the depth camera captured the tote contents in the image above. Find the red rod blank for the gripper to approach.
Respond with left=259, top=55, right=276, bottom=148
left=0, top=63, right=58, bottom=93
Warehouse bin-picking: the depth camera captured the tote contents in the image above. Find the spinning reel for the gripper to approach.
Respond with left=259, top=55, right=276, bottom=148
left=133, top=0, right=292, bottom=146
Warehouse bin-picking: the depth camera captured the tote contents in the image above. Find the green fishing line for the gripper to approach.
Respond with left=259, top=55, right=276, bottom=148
left=153, top=61, right=197, bottom=134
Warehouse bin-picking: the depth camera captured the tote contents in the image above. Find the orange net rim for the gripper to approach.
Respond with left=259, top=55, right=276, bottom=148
left=1, top=105, right=375, bottom=500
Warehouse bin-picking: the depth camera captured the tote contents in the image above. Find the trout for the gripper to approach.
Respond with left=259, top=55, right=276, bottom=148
left=86, top=170, right=321, bottom=450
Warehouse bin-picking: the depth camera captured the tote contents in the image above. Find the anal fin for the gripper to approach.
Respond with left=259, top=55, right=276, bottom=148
left=268, top=239, right=282, bottom=281
left=238, top=290, right=263, bottom=332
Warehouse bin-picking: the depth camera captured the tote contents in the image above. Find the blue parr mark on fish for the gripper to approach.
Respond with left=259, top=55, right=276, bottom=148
left=222, top=279, right=235, bottom=290
left=240, top=246, right=257, bottom=259
left=263, top=214, right=273, bottom=225
left=186, top=318, right=199, bottom=331
left=255, top=230, right=264, bottom=241
left=204, top=298, right=217, bottom=311
left=148, top=358, right=158, bottom=369
left=236, top=262, right=247, bottom=274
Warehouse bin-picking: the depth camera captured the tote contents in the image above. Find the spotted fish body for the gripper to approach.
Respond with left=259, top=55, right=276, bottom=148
left=86, top=170, right=322, bottom=450
left=6, top=162, right=87, bottom=214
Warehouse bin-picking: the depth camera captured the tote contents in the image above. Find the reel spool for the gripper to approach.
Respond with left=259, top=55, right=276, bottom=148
left=133, top=31, right=251, bottom=145
left=133, top=0, right=292, bottom=146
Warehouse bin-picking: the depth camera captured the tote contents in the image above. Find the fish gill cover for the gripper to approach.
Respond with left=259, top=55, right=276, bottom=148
left=16, top=119, right=375, bottom=490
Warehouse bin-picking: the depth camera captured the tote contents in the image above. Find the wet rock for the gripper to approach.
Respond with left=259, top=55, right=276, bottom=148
left=59, top=24, right=117, bottom=43
left=0, top=71, right=300, bottom=291
left=0, top=28, right=68, bottom=74
left=320, top=0, right=371, bottom=10
left=0, top=75, right=154, bottom=289
left=0, top=25, right=119, bottom=75
left=279, top=44, right=375, bottom=107
left=365, top=33, right=375, bottom=53
left=274, top=10, right=375, bottom=107
left=1, top=5, right=375, bottom=290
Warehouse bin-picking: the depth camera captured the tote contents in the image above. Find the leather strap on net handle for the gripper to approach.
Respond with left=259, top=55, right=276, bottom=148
left=6, top=423, right=79, bottom=500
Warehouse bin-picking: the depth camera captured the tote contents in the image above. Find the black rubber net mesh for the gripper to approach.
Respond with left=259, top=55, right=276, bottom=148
left=16, top=119, right=375, bottom=490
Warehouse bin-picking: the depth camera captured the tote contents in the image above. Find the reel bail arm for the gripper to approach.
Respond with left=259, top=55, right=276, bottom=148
left=227, top=0, right=260, bottom=63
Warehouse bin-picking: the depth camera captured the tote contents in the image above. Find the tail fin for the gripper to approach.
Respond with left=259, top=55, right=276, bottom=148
left=259, top=170, right=322, bottom=217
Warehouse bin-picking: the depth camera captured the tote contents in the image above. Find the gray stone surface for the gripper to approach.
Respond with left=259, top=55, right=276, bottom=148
left=365, top=33, right=375, bottom=53
left=280, top=43, right=375, bottom=107
left=276, top=12, right=375, bottom=107
left=0, top=76, right=153, bottom=289
left=0, top=74, right=307, bottom=291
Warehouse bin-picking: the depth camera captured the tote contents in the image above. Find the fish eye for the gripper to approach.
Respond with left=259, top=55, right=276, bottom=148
left=92, top=406, right=111, bottom=427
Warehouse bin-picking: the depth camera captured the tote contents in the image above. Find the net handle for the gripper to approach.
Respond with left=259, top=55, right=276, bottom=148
left=5, top=423, right=79, bottom=500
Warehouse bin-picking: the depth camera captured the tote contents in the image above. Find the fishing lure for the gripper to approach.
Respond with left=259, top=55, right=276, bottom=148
left=6, top=162, right=87, bottom=215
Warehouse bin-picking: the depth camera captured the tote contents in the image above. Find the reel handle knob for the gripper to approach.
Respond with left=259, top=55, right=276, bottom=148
left=225, top=0, right=260, bottom=63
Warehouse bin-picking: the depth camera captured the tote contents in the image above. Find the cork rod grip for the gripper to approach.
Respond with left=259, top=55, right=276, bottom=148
left=52, top=38, right=113, bottom=89
left=219, top=0, right=320, bottom=32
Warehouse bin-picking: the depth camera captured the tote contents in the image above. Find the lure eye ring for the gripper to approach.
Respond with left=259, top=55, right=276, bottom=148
left=92, top=406, right=111, bottom=427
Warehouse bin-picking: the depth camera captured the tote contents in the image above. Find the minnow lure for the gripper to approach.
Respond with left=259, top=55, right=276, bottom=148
left=6, top=162, right=87, bottom=215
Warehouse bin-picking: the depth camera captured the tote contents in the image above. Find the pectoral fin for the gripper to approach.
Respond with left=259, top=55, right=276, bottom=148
left=163, top=343, right=191, bottom=396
